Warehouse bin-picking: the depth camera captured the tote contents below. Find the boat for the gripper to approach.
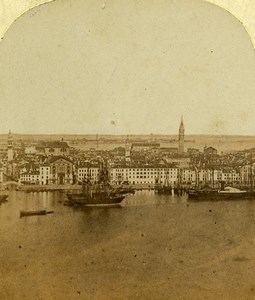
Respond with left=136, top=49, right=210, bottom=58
left=155, top=185, right=173, bottom=194
left=114, top=186, right=135, bottom=195
left=188, top=153, right=255, bottom=201
left=187, top=188, right=220, bottom=200
left=155, top=185, right=187, bottom=195
left=187, top=186, right=255, bottom=201
left=66, top=193, right=125, bottom=206
left=0, top=194, right=8, bottom=203
left=65, top=160, right=126, bottom=207
left=20, top=210, right=54, bottom=217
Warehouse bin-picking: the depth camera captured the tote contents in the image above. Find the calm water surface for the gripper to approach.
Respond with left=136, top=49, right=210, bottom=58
left=0, top=190, right=255, bottom=300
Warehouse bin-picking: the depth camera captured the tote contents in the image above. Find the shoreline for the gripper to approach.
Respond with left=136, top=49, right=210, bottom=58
left=1, top=183, right=158, bottom=192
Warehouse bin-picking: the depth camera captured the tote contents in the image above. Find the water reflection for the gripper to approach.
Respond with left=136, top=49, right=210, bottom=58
left=123, top=190, right=187, bottom=206
left=1, top=190, right=255, bottom=299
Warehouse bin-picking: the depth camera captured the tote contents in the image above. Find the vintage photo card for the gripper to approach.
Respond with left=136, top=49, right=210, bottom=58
left=0, top=0, right=255, bottom=299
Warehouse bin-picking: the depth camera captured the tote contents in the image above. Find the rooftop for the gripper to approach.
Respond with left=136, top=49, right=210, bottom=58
left=40, top=141, right=69, bottom=149
left=49, top=156, right=73, bottom=164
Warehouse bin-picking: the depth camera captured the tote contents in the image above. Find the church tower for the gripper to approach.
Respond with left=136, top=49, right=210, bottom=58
left=125, top=136, right=131, bottom=163
left=178, top=116, right=185, bottom=154
left=7, top=130, right=14, bottom=162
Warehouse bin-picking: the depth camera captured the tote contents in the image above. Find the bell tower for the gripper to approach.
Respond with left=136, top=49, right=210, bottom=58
left=7, top=130, right=14, bottom=162
left=178, top=116, right=185, bottom=154
left=125, top=136, right=131, bottom=163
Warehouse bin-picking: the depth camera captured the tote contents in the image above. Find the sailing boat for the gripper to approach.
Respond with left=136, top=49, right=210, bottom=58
left=154, top=173, right=172, bottom=194
left=66, top=160, right=126, bottom=206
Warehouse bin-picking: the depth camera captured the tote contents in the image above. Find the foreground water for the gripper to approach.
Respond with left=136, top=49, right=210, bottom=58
left=0, top=190, right=255, bottom=300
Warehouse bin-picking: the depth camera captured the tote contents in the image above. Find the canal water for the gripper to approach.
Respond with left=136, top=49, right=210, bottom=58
left=0, top=190, right=255, bottom=300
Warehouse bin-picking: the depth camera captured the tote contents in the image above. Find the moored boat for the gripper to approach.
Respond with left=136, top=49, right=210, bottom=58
left=20, top=209, right=53, bottom=217
left=188, top=188, right=219, bottom=200
left=65, top=159, right=127, bottom=207
left=155, top=185, right=173, bottom=194
left=20, top=210, right=54, bottom=217
left=114, top=186, right=135, bottom=195
left=66, top=193, right=125, bottom=206
left=188, top=186, right=255, bottom=201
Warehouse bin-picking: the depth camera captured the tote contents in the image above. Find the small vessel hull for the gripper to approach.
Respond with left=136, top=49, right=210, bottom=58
left=66, top=193, right=125, bottom=206
left=155, top=187, right=173, bottom=194
left=188, top=189, right=255, bottom=201
left=115, top=188, right=135, bottom=195
left=20, top=210, right=54, bottom=217
left=20, top=210, right=47, bottom=217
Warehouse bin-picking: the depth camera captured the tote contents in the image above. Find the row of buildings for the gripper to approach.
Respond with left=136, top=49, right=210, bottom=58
left=18, top=156, right=255, bottom=187
left=1, top=119, right=255, bottom=188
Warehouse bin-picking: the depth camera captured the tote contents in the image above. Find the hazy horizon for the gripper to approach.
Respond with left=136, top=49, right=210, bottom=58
left=1, top=132, right=255, bottom=138
left=1, top=131, right=255, bottom=153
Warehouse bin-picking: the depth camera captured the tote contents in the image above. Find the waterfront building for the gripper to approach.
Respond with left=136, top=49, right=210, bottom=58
left=197, top=169, right=209, bottom=185
left=178, top=116, right=185, bottom=154
left=221, top=168, right=240, bottom=185
left=192, top=168, right=241, bottom=187
left=110, top=165, right=178, bottom=185
left=39, top=165, right=50, bottom=185
left=240, top=164, right=255, bottom=185
left=181, top=169, right=197, bottom=185
left=77, top=164, right=99, bottom=183
left=48, top=156, right=73, bottom=184
left=20, top=171, right=40, bottom=184
left=206, top=169, right=222, bottom=185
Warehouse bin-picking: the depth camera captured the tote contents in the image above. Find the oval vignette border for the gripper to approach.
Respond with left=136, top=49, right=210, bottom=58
left=0, top=0, right=255, bottom=49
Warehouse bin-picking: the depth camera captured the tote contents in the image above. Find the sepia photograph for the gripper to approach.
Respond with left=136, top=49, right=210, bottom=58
left=0, top=0, right=255, bottom=299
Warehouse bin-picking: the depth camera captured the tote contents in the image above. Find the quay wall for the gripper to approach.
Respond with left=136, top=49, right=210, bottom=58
left=1, top=183, right=204, bottom=192
left=16, top=184, right=81, bottom=192
left=17, top=184, right=156, bottom=192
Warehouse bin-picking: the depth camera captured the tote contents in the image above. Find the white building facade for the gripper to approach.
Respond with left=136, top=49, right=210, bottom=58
left=20, top=171, right=40, bottom=184
left=77, top=166, right=99, bottom=183
left=39, top=165, right=50, bottom=185
left=110, top=166, right=179, bottom=185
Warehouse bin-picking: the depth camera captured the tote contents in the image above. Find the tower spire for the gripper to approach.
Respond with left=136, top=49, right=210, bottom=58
left=7, top=130, right=14, bottom=178
left=178, top=116, right=185, bottom=154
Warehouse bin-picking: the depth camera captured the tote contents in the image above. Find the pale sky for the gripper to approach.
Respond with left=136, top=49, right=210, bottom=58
left=0, top=0, right=255, bottom=135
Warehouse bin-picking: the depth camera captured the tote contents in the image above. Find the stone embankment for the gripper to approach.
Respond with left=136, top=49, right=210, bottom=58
left=16, top=184, right=81, bottom=192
